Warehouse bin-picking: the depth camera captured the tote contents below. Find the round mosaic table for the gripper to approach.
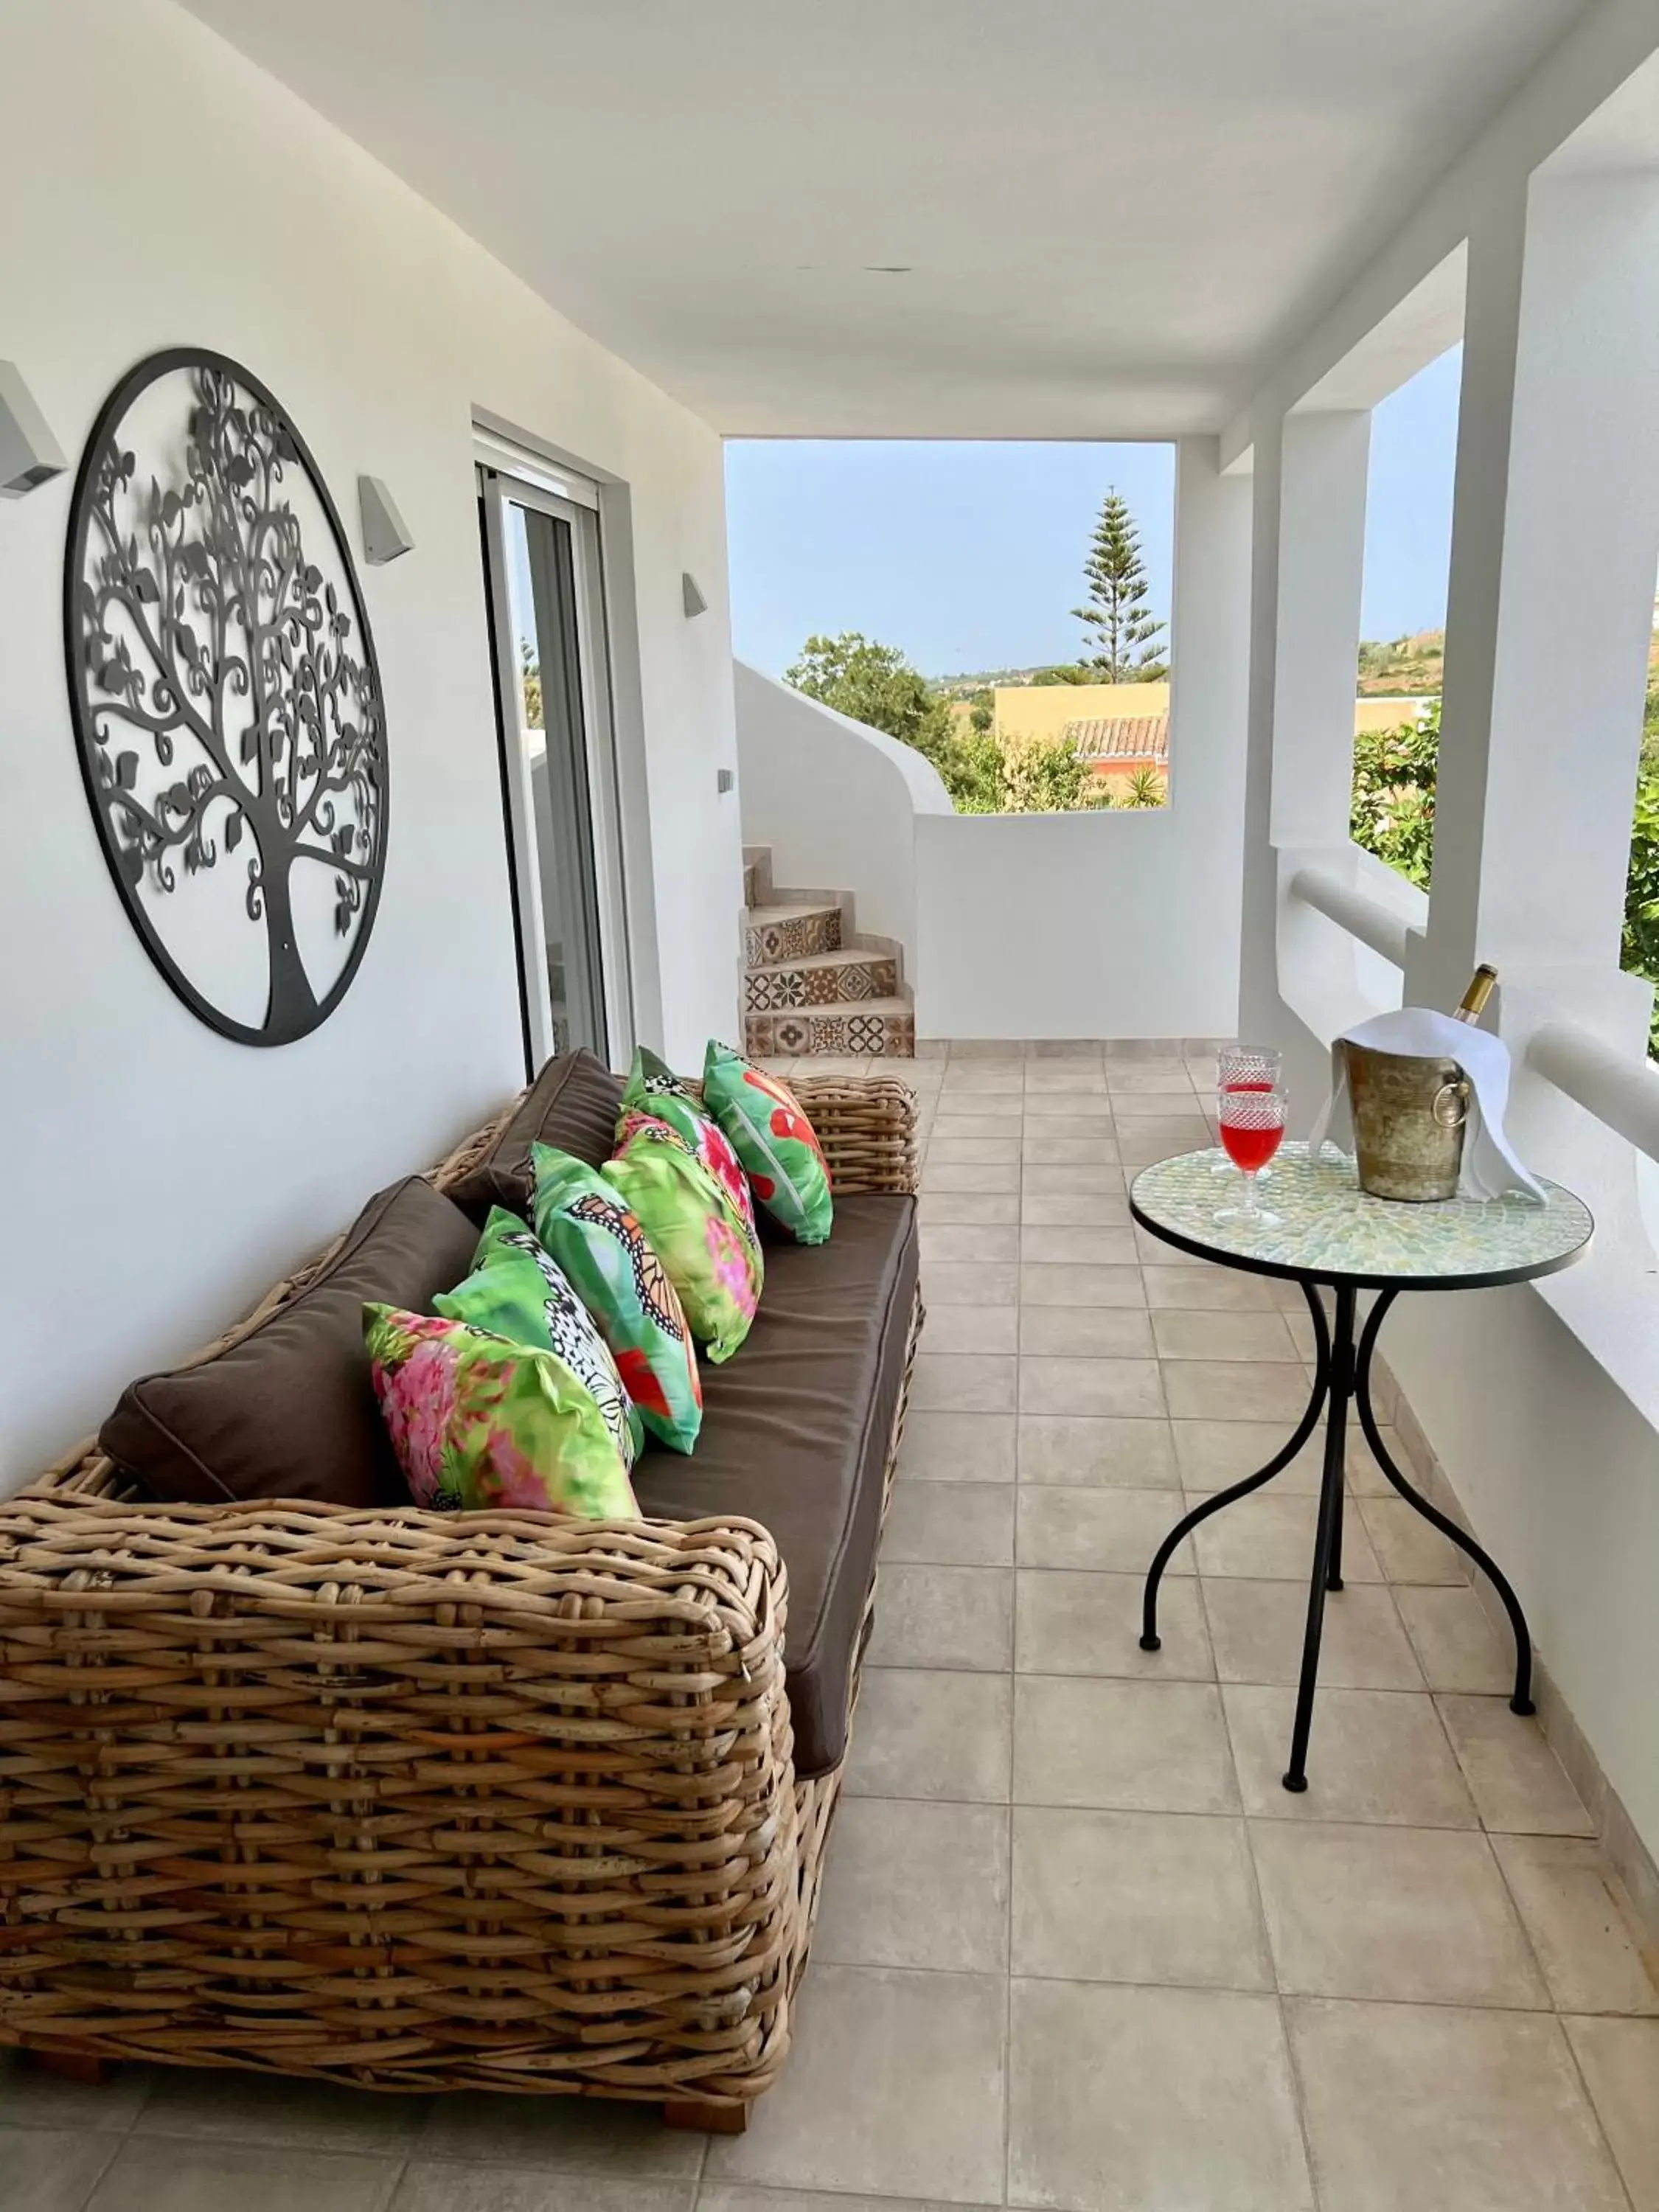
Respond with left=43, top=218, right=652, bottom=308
left=1130, top=1143, right=1593, bottom=1792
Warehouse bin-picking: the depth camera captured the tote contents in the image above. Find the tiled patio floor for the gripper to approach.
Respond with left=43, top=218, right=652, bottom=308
left=6, top=1043, right=1657, bottom=2211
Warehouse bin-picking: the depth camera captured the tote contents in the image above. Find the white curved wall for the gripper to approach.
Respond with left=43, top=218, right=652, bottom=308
left=734, top=661, right=950, bottom=968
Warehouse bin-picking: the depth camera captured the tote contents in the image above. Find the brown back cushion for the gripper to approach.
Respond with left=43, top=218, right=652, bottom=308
left=447, top=1048, right=625, bottom=1223
left=100, top=1178, right=481, bottom=1509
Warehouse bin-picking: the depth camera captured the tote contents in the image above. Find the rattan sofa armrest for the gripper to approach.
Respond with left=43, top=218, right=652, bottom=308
left=787, top=1074, right=919, bottom=1197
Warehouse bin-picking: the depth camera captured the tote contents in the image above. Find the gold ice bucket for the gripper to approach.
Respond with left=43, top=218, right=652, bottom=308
left=1340, top=1043, right=1471, bottom=1203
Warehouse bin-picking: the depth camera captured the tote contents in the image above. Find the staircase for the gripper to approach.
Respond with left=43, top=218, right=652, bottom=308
left=740, top=846, right=915, bottom=1059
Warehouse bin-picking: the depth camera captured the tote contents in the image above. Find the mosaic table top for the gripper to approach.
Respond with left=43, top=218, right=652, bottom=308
left=1130, top=1143, right=1593, bottom=1288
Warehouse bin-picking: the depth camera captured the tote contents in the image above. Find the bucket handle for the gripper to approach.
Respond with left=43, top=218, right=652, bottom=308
left=1432, top=1079, right=1470, bottom=1130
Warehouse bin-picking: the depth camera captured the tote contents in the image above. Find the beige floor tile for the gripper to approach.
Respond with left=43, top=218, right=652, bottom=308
left=1225, top=1685, right=1478, bottom=1826
left=1018, top=1484, right=1192, bottom=1573
left=1021, top=1133, right=1121, bottom=1166
left=926, top=1134, right=1022, bottom=1164
left=918, top=1189, right=1020, bottom=1226
left=1203, top=1579, right=1422, bottom=1689
left=1437, top=1694, right=1596, bottom=1835
left=1105, top=1060, right=1195, bottom=1091
left=1025, top=1064, right=1109, bottom=1093
left=846, top=1668, right=1012, bottom=1803
left=0, top=2126, right=119, bottom=2212
left=1020, top=1223, right=1138, bottom=1265
left=1013, top=1806, right=1270, bottom=1988
left=1009, top=1980, right=1312, bottom=2212
left=705, top=1964, right=1006, bottom=2204
left=88, top=2140, right=403, bottom=2212
left=1494, top=1835, right=1659, bottom=2015
left=899, top=1411, right=1016, bottom=1482
left=1174, top=1419, right=1323, bottom=1494
left=1163, top=1360, right=1312, bottom=1421
left=1109, top=1089, right=1206, bottom=1116
left=929, top=1106, right=1023, bottom=1135
left=1289, top=1998, right=1627, bottom=2212
left=1116, top=1118, right=1215, bottom=1166
left=1144, top=1263, right=1278, bottom=1310
left=1190, top=1490, right=1382, bottom=1581
left=813, top=1797, right=1009, bottom=1974
left=1342, top=1423, right=1412, bottom=1493
left=1394, top=1584, right=1514, bottom=1692
left=1020, top=1161, right=1125, bottom=1195
left=1360, top=1495, right=1470, bottom=1585
left=137, top=2067, right=428, bottom=2153
left=1018, top=1413, right=1178, bottom=1487
left=1565, top=2016, right=1659, bottom=2211
left=942, top=1065, right=1026, bottom=1093
left=911, top=1352, right=1017, bottom=1413
left=1251, top=1820, right=1545, bottom=2006
left=0, top=2052, right=152, bottom=2131
left=922, top=1259, right=1019, bottom=1308
left=1018, top=1305, right=1154, bottom=1358
left=1151, top=1310, right=1301, bottom=1362
left=417, top=2093, right=700, bottom=2174
left=920, top=1158, right=1020, bottom=1194
left=1017, top=1568, right=1211, bottom=1679
left=1023, top=1091, right=1115, bottom=1119
left=1014, top=1675, right=1237, bottom=1812
left=948, top=1039, right=1028, bottom=1061
left=1018, top=1262, right=1145, bottom=1306
left=394, top=2172, right=691, bottom=2212
left=882, top=1481, right=1016, bottom=1567
left=920, top=1304, right=1019, bottom=1355
left=1020, top=1192, right=1130, bottom=1227
left=919, top=1223, right=1020, bottom=1266
left=867, top=1563, right=1015, bottom=1672
left=1019, top=1354, right=1164, bottom=1417
left=703, top=2193, right=998, bottom=2212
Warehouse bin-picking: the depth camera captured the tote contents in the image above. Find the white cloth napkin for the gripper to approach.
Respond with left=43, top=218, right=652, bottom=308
left=1307, top=1008, right=1545, bottom=1203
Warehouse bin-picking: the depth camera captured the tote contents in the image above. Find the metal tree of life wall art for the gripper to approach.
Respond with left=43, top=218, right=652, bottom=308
left=66, top=350, right=388, bottom=1045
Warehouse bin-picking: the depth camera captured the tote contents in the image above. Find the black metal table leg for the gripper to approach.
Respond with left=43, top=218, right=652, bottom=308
left=1141, top=1282, right=1331, bottom=1652
left=1283, top=1284, right=1357, bottom=1791
left=1354, top=1290, right=1535, bottom=1714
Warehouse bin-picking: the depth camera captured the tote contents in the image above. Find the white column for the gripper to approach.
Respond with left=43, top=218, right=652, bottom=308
left=1270, top=411, right=1371, bottom=849
left=1411, top=174, right=1659, bottom=1010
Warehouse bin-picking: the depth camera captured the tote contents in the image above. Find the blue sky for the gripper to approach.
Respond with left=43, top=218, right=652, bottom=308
left=723, top=346, right=1462, bottom=678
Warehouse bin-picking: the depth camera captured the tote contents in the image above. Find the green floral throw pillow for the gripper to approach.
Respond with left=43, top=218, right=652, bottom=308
left=434, top=1207, right=642, bottom=1467
left=605, top=1114, right=763, bottom=1363
left=702, top=1040, right=833, bottom=1245
left=530, top=1145, right=703, bottom=1453
left=364, top=1304, right=639, bottom=1519
left=618, top=1046, right=761, bottom=1243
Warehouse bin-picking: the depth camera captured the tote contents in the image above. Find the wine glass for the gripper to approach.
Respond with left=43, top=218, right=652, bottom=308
left=1213, top=1046, right=1284, bottom=1177
left=1215, top=1087, right=1288, bottom=1227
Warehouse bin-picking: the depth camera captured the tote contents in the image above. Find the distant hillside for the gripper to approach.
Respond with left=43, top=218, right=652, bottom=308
left=1357, top=630, right=1444, bottom=695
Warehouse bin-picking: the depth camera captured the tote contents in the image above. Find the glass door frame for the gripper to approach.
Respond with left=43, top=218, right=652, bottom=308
left=478, top=459, right=636, bottom=1075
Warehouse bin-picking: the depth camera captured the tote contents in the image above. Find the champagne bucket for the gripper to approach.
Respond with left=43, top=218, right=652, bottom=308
left=1340, top=1043, right=1471, bottom=1203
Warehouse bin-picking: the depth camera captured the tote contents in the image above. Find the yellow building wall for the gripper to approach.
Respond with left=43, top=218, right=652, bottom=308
left=988, top=682, right=1431, bottom=742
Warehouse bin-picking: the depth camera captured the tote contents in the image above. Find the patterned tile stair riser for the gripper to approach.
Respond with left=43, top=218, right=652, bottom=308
left=744, top=955, right=900, bottom=1012
left=743, top=907, right=844, bottom=967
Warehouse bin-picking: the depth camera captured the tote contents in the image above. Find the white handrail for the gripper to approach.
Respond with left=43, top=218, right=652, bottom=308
left=1289, top=864, right=1412, bottom=969
left=1526, top=1020, right=1659, bottom=1169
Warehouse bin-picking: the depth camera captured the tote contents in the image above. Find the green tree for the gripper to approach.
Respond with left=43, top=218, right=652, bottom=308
left=1031, top=664, right=1091, bottom=686
left=1350, top=700, right=1439, bottom=890
left=1119, top=767, right=1168, bottom=809
left=999, top=730, right=1090, bottom=813
left=785, top=632, right=958, bottom=762
left=968, top=686, right=995, bottom=734
left=520, top=638, right=543, bottom=729
left=1073, top=490, right=1167, bottom=681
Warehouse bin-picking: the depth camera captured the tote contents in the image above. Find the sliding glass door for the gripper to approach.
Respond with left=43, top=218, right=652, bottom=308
left=479, top=462, right=630, bottom=1071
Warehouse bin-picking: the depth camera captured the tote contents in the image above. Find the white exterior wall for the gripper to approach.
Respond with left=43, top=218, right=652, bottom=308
left=733, top=661, right=952, bottom=969
left=0, top=0, right=741, bottom=1488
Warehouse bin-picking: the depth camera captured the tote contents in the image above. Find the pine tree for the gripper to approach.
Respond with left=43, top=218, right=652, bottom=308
left=1072, top=490, right=1167, bottom=681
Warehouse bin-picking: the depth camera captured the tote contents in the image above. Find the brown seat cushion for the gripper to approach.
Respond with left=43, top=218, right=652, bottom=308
left=448, top=1048, right=625, bottom=1222
left=632, top=1191, right=919, bottom=1778
left=100, top=1178, right=481, bottom=1509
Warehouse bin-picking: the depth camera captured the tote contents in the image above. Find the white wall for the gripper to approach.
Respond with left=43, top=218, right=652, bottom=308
left=733, top=662, right=951, bottom=969
left=915, top=439, right=1252, bottom=1042
left=0, top=0, right=740, bottom=1487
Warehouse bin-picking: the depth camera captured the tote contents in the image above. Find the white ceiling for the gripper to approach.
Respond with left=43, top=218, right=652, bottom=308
left=181, top=0, right=1589, bottom=437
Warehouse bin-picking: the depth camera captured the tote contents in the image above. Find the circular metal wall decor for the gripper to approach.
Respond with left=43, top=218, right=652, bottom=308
left=65, top=349, right=388, bottom=1046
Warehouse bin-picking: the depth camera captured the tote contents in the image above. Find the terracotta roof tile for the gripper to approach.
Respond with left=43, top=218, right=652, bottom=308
left=1065, top=715, right=1169, bottom=761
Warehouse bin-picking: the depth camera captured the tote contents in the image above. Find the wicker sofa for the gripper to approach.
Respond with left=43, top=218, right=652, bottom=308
left=0, top=1059, right=920, bottom=2127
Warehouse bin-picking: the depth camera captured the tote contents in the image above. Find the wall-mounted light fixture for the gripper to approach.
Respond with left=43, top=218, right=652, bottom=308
left=358, top=474, right=413, bottom=563
left=682, top=571, right=709, bottom=618
left=0, top=362, right=67, bottom=498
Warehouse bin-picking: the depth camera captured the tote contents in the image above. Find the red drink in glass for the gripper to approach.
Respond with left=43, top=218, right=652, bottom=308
left=1220, top=1116, right=1283, bottom=1174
